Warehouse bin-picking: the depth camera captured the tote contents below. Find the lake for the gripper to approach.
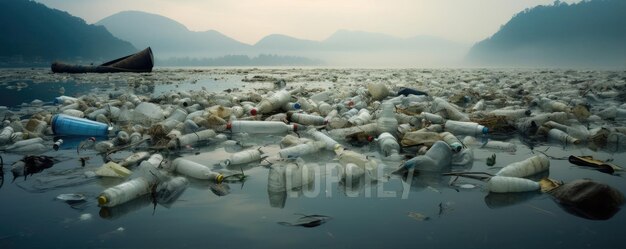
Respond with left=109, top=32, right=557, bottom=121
left=0, top=68, right=625, bottom=249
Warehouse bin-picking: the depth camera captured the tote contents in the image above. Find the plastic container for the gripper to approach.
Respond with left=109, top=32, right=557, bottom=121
left=349, top=109, right=372, bottom=126
left=170, top=158, right=223, bottom=182
left=52, top=139, right=63, bottom=151
left=487, top=176, right=540, bottom=193
left=544, top=121, right=590, bottom=141
left=168, top=129, right=217, bottom=149
left=307, top=129, right=340, bottom=151
left=439, top=132, right=463, bottom=153
left=471, top=99, right=485, bottom=112
left=62, top=109, right=85, bottom=118
left=155, top=176, right=189, bottom=204
left=278, top=141, right=324, bottom=159
left=367, top=82, right=390, bottom=101
left=0, top=126, right=13, bottom=145
left=420, top=112, right=444, bottom=124
left=227, top=121, right=298, bottom=134
left=377, top=132, right=400, bottom=157
left=328, top=123, right=378, bottom=140
left=497, top=155, right=550, bottom=177
left=120, top=152, right=151, bottom=167
left=132, top=102, right=165, bottom=124
left=98, top=177, right=151, bottom=207
left=317, top=101, right=333, bottom=116
left=51, top=114, right=111, bottom=137
left=402, top=141, right=452, bottom=172
left=336, top=149, right=379, bottom=178
left=377, top=102, right=398, bottom=135
left=282, top=102, right=302, bottom=112
left=252, top=89, right=291, bottom=115
left=548, top=128, right=581, bottom=145
left=432, top=97, right=469, bottom=121
left=287, top=112, right=326, bottom=126
left=489, top=109, right=531, bottom=120
left=462, top=136, right=516, bottom=152
left=222, top=148, right=264, bottom=166
left=444, top=120, right=488, bottom=137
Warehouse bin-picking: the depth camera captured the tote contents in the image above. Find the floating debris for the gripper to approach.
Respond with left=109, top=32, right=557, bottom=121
left=407, top=211, right=430, bottom=221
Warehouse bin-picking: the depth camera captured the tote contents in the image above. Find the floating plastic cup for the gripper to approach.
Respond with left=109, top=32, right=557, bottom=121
left=51, top=114, right=111, bottom=137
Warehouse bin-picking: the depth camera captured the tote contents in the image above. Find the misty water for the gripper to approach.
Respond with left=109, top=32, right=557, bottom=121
left=1, top=68, right=625, bottom=249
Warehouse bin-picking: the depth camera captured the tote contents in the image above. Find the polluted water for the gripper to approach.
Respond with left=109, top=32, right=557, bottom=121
left=0, top=68, right=625, bottom=249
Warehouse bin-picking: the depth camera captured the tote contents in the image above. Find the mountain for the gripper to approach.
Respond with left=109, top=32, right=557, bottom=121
left=254, top=34, right=322, bottom=51
left=0, top=0, right=137, bottom=66
left=467, top=0, right=626, bottom=68
left=96, top=11, right=252, bottom=58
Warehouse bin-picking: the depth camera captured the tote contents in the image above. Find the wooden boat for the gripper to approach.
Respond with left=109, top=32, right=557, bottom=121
left=51, top=47, right=153, bottom=73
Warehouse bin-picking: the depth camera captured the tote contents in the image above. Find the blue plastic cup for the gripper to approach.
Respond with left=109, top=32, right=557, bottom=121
left=51, top=114, right=111, bottom=137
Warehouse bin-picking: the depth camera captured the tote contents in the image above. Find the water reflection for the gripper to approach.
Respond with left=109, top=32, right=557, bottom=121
left=99, top=195, right=152, bottom=220
left=484, top=192, right=541, bottom=209
left=267, top=162, right=315, bottom=208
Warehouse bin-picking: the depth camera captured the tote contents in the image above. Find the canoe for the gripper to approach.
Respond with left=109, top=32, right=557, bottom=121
left=51, top=47, right=154, bottom=73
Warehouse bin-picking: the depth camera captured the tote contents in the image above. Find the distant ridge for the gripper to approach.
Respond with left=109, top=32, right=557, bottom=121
left=467, top=0, right=626, bottom=68
left=0, top=0, right=136, bottom=66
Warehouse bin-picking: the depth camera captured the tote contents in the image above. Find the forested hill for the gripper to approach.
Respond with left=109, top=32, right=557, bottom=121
left=467, top=0, right=626, bottom=68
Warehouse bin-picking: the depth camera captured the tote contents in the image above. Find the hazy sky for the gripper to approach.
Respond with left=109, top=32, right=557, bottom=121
left=36, top=0, right=581, bottom=45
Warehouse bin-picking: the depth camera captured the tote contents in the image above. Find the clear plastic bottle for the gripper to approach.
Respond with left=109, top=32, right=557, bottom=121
left=307, top=129, right=341, bottom=151
left=544, top=121, right=590, bottom=141
left=282, top=102, right=302, bottom=112
left=444, top=120, right=488, bottom=137
left=462, top=136, right=516, bottom=152
left=401, top=141, right=452, bottom=172
left=419, top=112, right=444, bottom=124
left=168, top=129, right=217, bottom=149
left=251, top=89, right=291, bottom=115
left=287, top=112, right=326, bottom=126
left=496, top=155, right=550, bottom=178
left=155, top=176, right=189, bottom=204
left=547, top=128, right=581, bottom=145
left=222, top=148, right=264, bottom=166
left=317, top=101, right=333, bottom=116
left=227, top=121, right=298, bottom=134
left=439, top=132, right=463, bottom=152
left=377, top=102, right=398, bottom=135
left=0, top=126, right=13, bottom=145
left=349, top=109, right=372, bottom=126
left=278, top=141, right=325, bottom=159
left=432, top=97, right=469, bottom=121
left=377, top=132, right=400, bottom=157
left=170, top=158, right=223, bottom=182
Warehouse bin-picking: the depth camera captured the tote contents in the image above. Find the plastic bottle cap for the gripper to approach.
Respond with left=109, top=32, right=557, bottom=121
left=216, top=174, right=224, bottom=183
left=292, top=124, right=298, bottom=132
left=367, top=136, right=374, bottom=142
left=482, top=127, right=489, bottom=134
left=293, top=103, right=301, bottom=109
left=226, top=122, right=232, bottom=130
left=250, top=109, right=257, bottom=116
left=97, top=196, right=108, bottom=205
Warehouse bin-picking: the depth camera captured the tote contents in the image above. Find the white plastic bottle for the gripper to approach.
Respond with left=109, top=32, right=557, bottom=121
left=462, top=136, right=517, bottom=152
left=278, top=141, right=325, bottom=159
left=222, top=148, right=264, bottom=166
left=251, top=89, right=291, bottom=115
left=496, top=155, right=550, bottom=178
left=544, top=121, right=589, bottom=141
left=444, top=120, right=488, bottom=137
left=168, top=129, right=217, bottom=149
left=170, top=158, right=223, bottom=182
left=547, top=128, right=581, bottom=145
left=0, top=126, right=13, bottom=145
left=377, top=102, right=398, bottom=135
left=419, top=112, right=445, bottom=124
left=439, top=132, right=463, bottom=153
left=98, top=177, right=151, bottom=207
left=287, top=112, right=326, bottom=126
left=432, top=97, right=469, bottom=121
left=227, top=121, right=298, bottom=134
left=377, top=132, right=400, bottom=157
left=487, top=176, right=540, bottom=193
left=307, top=129, right=341, bottom=151
left=349, top=109, right=372, bottom=126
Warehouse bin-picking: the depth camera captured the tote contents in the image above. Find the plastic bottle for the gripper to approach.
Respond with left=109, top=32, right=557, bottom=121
left=133, top=102, right=165, bottom=124
left=419, top=112, right=444, bottom=124
left=439, top=132, right=463, bottom=153
left=287, top=112, right=326, bottom=126
left=432, top=97, right=469, bottom=121
left=95, top=141, right=114, bottom=153
left=168, top=129, right=217, bottom=149
left=597, top=106, right=626, bottom=120
left=0, top=126, right=13, bottom=145
left=51, top=114, right=111, bottom=137
left=349, top=109, right=372, bottom=126
left=335, top=149, right=379, bottom=178
left=487, top=176, right=540, bottom=193
left=538, top=97, right=571, bottom=113
left=25, top=118, right=48, bottom=136
left=496, top=155, right=550, bottom=178
left=489, top=109, right=531, bottom=120
left=547, top=128, right=581, bottom=145
left=251, top=89, right=291, bottom=115
left=462, top=136, right=516, bottom=152
left=317, top=101, right=333, bottom=116
left=471, top=99, right=485, bottom=112
left=278, top=141, right=325, bottom=159
left=544, top=121, right=590, bottom=141
left=377, top=102, right=398, bottom=135
left=119, top=152, right=151, bottom=167
left=340, top=108, right=359, bottom=119
left=53, top=96, right=78, bottom=105
left=528, top=112, right=568, bottom=126
left=53, top=139, right=63, bottom=151
left=155, top=176, right=189, bottom=204
left=226, top=121, right=298, bottom=134
left=444, top=120, right=488, bottom=137
left=5, top=137, right=46, bottom=152
left=377, top=132, right=400, bottom=157
left=222, top=148, right=264, bottom=166
left=62, top=109, right=85, bottom=118
left=98, top=177, right=151, bottom=207
left=328, top=123, right=378, bottom=140
left=307, top=129, right=341, bottom=151
left=170, top=158, right=223, bottom=182
left=282, top=102, right=302, bottom=112
left=401, top=141, right=452, bottom=172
